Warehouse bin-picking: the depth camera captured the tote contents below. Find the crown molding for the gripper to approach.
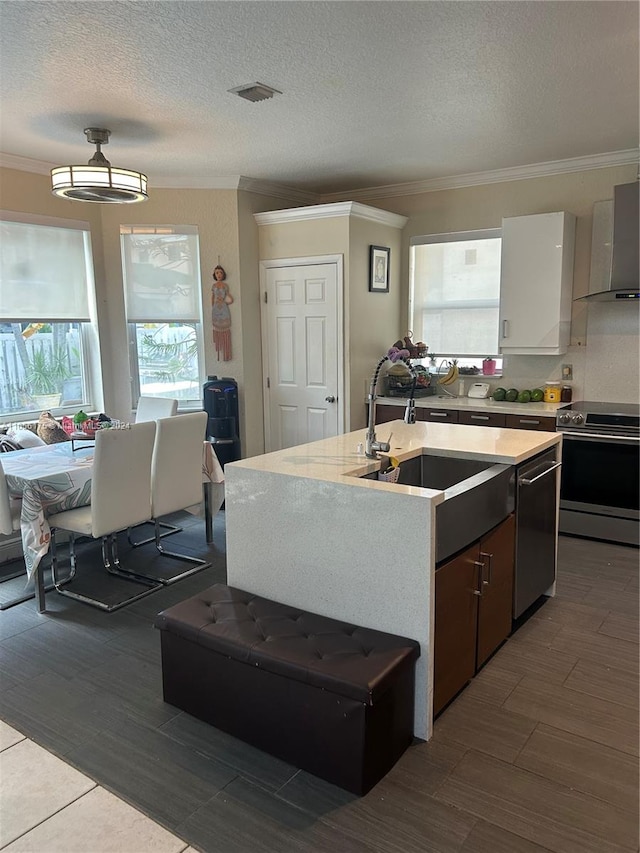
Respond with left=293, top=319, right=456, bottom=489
left=318, top=149, right=640, bottom=202
left=254, top=201, right=407, bottom=228
left=3, top=148, right=637, bottom=203
left=236, top=176, right=319, bottom=204
left=150, top=176, right=318, bottom=203
left=0, top=154, right=319, bottom=203
left=0, top=153, right=54, bottom=174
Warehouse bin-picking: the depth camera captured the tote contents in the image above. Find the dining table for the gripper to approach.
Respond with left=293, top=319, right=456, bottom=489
left=2, top=439, right=225, bottom=613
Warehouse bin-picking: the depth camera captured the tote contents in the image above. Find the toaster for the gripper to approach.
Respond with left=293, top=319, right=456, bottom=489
left=467, top=382, right=491, bottom=399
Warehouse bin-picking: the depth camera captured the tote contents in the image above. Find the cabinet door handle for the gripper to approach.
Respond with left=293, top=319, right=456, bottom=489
left=502, top=319, right=509, bottom=339
left=519, top=461, right=562, bottom=486
left=473, top=560, right=485, bottom=596
left=519, top=418, right=540, bottom=425
left=470, top=415, right=490, bottom=421
left=479, top=551, right=492, bottom=585
left=430, top=411, right=449, bottom=418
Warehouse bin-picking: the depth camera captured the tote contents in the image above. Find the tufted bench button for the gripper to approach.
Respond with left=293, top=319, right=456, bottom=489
left=155, top=583, right=420, bottom=795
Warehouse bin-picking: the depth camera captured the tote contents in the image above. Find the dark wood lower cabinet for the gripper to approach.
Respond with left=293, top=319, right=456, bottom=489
left=505, top=413, right=556, bottom=431
left=433, top=514, right=515, bottom=716
left=373, top=405, right=556, bottom=431
left=476, top=514, right=515, bottom=669
left=433, top=544, right=479, bottom=717
left=374, top=404, right=404, bottom=424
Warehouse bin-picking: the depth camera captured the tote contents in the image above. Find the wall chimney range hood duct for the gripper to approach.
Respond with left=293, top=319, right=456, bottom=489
left=581, top=182, right=639, bottom=301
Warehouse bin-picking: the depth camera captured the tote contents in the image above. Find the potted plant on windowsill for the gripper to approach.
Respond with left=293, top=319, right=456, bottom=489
left=25, top=346, right=72, bottom=410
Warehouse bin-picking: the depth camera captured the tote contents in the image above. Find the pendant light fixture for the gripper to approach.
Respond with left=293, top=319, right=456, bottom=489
left=51, top=128, right=148, bottom=203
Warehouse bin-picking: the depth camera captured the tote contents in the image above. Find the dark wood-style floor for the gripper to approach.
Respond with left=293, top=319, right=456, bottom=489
left=0, top=516, right=638, bottom=853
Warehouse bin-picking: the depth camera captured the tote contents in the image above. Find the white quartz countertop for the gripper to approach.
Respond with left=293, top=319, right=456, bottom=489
left=376, top=396, right=563, bottom=417
left=231, top=421, right=561, bottom=489
left=225, top=420, right=562, bottom=742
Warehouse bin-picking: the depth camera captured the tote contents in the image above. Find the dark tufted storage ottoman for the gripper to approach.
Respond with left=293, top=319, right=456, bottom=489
left=154, top=583, right=420, bottom=795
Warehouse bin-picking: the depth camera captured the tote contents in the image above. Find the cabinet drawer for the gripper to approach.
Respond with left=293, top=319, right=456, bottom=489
left=459, top=411, right=506, bottom=428
left=417, top=408, right=459, bottom=423
left=373, top=404, right=405, bottom=425
left=505, top=414, right=556, bottom=431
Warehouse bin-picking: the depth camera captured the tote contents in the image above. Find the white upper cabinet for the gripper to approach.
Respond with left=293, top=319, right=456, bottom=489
left=499, top=211, right=576, bottom=355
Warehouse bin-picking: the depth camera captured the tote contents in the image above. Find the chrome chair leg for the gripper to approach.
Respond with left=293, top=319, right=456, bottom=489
left=50, top=531, right=161, bottom=613
left=126, top=519, right=183, bottom=548
left=120, top=519, right=210, bottom=587
left=0, top=534, right=60, bottom=611
left=151, top=518, right=210, bottom=576
left=106, top=533, right=164, bottom=586
left=50, top=531, right=77, bottom=589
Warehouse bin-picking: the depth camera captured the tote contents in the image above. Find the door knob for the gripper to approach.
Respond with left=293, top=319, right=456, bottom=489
left=325, top=395, right=336, bottom=403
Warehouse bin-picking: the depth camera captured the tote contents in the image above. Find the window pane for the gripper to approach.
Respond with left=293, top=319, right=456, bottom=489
left=411, top=236, right=501, bottom=356
left=0, top=322, right=89, bottom=417
left=121, top=227, right=201, bottom=322
left=420, top=306, right=500, bottom=355
left=132, top=323, right=201, bottom=403
left=0, top=217, right=92, bottom=321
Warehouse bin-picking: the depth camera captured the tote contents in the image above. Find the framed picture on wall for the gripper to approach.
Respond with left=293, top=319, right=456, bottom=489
left=369, top=245, right=390, bottom=292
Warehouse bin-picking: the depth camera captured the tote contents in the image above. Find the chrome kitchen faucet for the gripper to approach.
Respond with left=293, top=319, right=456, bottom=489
left=365, top=354, right=417, bottom=459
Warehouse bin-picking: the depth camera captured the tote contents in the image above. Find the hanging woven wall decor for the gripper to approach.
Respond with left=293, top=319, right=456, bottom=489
left=211, top=264, right=233, bottom=361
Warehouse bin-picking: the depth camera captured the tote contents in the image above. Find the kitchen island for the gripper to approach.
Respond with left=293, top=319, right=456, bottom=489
left=224, top=421, right=561, bottom=740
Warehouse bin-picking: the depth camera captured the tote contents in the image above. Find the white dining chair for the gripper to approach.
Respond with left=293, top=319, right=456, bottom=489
left=47, top=422, right=160, bottom=612
left=133, top=411, right=210, bottom=584
left=135, top=396, right=178, bottom=423
left=132, top=395, right=180, bottom=540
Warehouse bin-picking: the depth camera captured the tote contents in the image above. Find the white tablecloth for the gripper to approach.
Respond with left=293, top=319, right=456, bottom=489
left=4, top=441, right=225, bottom=581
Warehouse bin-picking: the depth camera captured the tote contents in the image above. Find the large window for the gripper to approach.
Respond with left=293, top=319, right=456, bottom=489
left=410, top=229, right=502, bottom=358
left=120, top=226, right=204, bottom=408
left=0, top=213, right=97, bottom=419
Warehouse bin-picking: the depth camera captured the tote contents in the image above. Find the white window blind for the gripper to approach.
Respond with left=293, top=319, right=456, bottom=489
left=410, top=229, right=501, bottom=357
left=121, top=226, right=202, bottom=322
left=0, top=213, right=92, bottom=321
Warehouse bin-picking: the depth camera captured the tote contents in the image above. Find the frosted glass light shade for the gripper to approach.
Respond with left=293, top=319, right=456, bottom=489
left=51, top=165, right=148, bottom=203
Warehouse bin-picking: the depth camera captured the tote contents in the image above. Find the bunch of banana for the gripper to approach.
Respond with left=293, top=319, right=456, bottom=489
left=438, top=360, right=459, bottom=386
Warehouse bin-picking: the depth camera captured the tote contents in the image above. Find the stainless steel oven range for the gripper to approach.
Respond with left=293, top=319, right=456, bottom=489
left=556, top=401, right=639, bottom=546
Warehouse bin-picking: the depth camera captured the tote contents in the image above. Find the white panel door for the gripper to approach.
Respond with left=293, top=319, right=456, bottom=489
left=263, top=262, right=339, bottom=451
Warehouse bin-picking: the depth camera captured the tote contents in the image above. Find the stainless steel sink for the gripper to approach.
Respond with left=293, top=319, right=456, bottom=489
left=358, top=453, right=515, bottom=563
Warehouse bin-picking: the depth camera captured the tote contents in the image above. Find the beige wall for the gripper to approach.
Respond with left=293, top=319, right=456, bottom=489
left=256, top=210, right=405, bottom=434
left=237, top=190, right=310, bottom=456
left=348, top=216, right=403, bottom=428
left=1, top=166, right=304, bottom=453
left=98, top=187, right=240, bottom=421
left=365, top=165, right=639, bottom=404
left=3, top=163, right=638, bottom=452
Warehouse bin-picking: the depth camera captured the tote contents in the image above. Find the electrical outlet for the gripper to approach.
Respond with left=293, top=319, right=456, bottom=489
left=561, top=363, right=573, bottom=381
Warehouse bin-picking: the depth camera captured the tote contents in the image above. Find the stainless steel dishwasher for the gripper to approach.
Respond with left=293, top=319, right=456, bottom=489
left=514, top=449, right=562, bottom=618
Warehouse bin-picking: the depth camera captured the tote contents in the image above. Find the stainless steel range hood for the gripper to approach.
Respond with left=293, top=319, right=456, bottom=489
left=580, top=181, right=639, bottom=301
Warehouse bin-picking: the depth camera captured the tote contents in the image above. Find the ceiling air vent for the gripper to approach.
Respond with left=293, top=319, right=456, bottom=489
left=228, top=82, right=282, bottom=102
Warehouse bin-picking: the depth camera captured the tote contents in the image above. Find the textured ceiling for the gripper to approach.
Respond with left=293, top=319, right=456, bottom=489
left=0, top=1, right=638, bottom=196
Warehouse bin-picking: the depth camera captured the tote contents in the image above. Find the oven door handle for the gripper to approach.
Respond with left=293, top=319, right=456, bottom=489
left=519, top=461, right=562, bottom=486
left=561, top=431, right=640, bottom=444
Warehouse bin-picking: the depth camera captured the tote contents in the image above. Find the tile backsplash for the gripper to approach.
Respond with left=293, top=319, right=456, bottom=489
left=581, top=302, right=639, bottom=403
left=497, top=302, right=639, bottom=404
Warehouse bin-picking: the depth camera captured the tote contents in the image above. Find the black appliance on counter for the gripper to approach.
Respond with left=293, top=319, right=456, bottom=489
left=556, top=401, right=639, bottom=546
left=203, top=376, right=241, bottom=467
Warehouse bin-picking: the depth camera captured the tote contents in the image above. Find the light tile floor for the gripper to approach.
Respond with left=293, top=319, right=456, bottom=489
left=0, top=719, right=198, bottom=853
